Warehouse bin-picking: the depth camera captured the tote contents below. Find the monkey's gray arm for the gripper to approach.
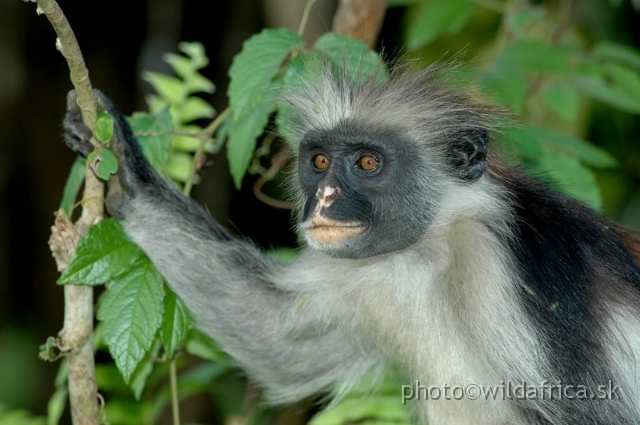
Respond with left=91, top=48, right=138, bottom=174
left=63, top=91, right=375, bottom=402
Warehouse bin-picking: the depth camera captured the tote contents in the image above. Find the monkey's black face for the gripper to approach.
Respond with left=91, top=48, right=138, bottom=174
left=297, top=126, right=434, bottom=259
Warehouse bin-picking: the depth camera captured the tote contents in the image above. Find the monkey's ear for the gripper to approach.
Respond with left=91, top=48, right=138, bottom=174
left=448, top=129, right=488, bottom=182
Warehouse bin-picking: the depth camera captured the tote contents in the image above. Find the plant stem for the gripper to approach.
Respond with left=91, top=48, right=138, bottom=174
left=170, top=359, right=181, bottom=425
left=32, top=0, right=102, bottom=423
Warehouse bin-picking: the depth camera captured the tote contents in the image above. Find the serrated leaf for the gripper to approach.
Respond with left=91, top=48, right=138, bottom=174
left=313, top=33, right=388, bottom=83
left=163, top=152, right=194, bottom=183
left=228, top=28, right=304, bottom=122
left=593, top=41, right=640, bottom=70
left=573, top=75, right=640, bottom=114
left=227, top=99, right=276, bottom=188
left=529, top=151, right=602, bottom=209
left=129, top=109, right=173, bottom=172
left=182, top=97, right=215, bottom=122
left=543, top=83, right=580, bottom=120
left=496, top=40, right=570, bottom=75
left=406, top=0, right=476, bottom=50
left=60, top=157, right=86, bottom=215
left=58, top=219, right=143, bottom=285
left=98, top=257, right=165, bottom=383
left=185, top=329, right=226, bottom=363
left=162, top=290, right=191, bottom=358
left=95, top=110, right=115, bottom=144
left=129, top=341, right=159, bottom=399
left=143, top=72, right=184, bottom=105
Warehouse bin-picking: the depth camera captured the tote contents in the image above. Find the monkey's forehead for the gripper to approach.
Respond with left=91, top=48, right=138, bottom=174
left=277, top=63, right=497, bottom=148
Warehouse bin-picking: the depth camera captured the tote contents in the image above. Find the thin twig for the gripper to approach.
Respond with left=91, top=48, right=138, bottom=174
left=253, top=148, right=294, bottom=210
left=184, top=107, right=231, bottom=196
left=297, top=0, right=318, bottom=37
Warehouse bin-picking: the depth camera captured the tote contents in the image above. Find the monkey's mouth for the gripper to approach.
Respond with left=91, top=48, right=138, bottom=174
left=303, top=215, right=367, bottom=244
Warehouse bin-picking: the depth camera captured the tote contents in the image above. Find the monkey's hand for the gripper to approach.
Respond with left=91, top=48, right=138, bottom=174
left=64, top=90, right=156, bottom=219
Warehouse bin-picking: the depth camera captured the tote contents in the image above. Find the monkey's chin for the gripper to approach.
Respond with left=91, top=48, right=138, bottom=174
left=303, top=216, right=367, bottom=246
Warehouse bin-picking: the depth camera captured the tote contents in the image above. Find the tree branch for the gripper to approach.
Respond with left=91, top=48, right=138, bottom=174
left=331, top=0, right=387, bottom=48
left=29, top=0, right=103, bottom=423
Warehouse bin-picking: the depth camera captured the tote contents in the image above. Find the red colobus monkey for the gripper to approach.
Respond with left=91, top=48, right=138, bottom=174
left=64, top=63, right=640, bottom=424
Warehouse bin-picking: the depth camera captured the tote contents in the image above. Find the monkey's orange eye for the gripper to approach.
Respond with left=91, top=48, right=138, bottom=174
left=358, top=155, right=379, bottom=172
left=313, top=154, right=330, bottom=170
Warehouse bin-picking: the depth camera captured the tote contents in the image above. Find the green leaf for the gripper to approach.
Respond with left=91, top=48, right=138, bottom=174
left=145, top=94, right=168, bottom=115
left=0, top=408, right=45, bottom=425
left=178, top=41, right=209, bottom=69
left=481, top=69, right=529, bottom=112
left=311, top=396, right=411, bottom=425
left=46, top=387, right=67, bottom=425
left=543, top=83, right=580, bottom=120
left=573, top=75, right=640, bottom=115
left=95, top=110, right=115, bottom=144
left=95, top=364, right=132, bottom=395
left=98, top=257, right=165, bottom=383
left=506, top=6, right=546, bottom=35
left=602, top=63, right=640, bottom=99
left=406, top=0, right=476, bottom=50
left=129, top=109, right=173, bottom=172
left=593, top=41, right=640, bottom=70
left=164, top=55, right=214, bottom=94
left=228, top=28, right=304, bottom=122
left=185, top=329, right=226, bottom=363
left=58, top=219, right=143, bottom=285
left=129, top=341, right=159, bottom=399
left=499, top=126, right=617, bottom=169
left=100, top=149, right=119, bottom=179
left=533, top=127, right=618, bottom=168
left=59, top=157, right=86, bottom=215
left=162, top=290, right=191, bottom=358
left=143, top=72, right=184, bottom=105
left=163, top=152, right=194, bottom=183
left=313, top=33, right=388, bottom=83
left=529, top=151, right=602, bottom=209
left=496, top=40, right=570, bottom=75
left=497, top=127, right=545, bottom=160
left=227, top=99, right=276, bottom=188
left=182, top=97, right=215, bottom=122
left=87, top=148, right=119, bottom=181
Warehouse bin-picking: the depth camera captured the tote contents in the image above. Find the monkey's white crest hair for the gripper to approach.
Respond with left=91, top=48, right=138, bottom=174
left=278, top=58, right=505, bottom=152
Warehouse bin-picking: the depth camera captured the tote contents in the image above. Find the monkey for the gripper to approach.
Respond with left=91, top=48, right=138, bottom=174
left=63, top=62, right=640, bottom=424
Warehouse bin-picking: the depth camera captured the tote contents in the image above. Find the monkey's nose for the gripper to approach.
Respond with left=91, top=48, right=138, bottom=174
left=316, top=186, right=340, bottom=208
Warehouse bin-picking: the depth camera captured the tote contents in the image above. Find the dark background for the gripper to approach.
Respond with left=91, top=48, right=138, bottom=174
left=0, top=0, right=638, bottom=421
